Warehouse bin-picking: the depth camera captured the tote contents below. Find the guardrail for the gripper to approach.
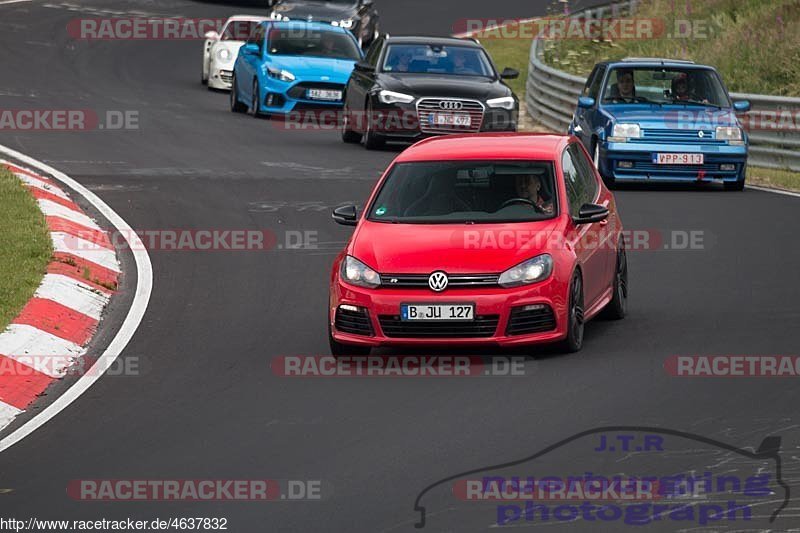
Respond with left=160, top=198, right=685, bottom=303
left=524, top=1, right=800, bottom=171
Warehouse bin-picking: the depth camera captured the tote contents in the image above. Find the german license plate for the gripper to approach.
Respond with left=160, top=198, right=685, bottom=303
left=401, top=304, right=474, bottom=321
left=653, top=153, right=704, bottom=165
left=429, top=113, right=471, bottom=127
left=307, top=88, right=342, bottom=101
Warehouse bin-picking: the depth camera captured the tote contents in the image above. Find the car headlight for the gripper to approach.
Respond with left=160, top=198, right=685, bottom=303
left=216, top=48, right=231, bottom=61
left=340, top=255, right=381, bottom=288
left=378, top=90, right=415, bottom=105
left=716, top=126, right=743, bottom=143
left=486, top=96, right=515, bottom=110
left=498, top=254, right=553, bottom=288
left=608, top=123, right=641, bottom=142
left=333, top=18, right=354, bottom=29
left=267, top=67, right=296, bottom=82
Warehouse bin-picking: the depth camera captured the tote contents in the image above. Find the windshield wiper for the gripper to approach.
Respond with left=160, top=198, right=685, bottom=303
left=670, top=99, right=722, bottom=109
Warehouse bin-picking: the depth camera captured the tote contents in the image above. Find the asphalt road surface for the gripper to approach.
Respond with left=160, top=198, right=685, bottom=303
left=0, top=0, right=799, bottom=531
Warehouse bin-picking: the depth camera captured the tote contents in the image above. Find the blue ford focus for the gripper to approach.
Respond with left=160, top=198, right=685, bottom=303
left=230, top=21, right=363, bottom=116
left=568, top=58, right=750, bottom=190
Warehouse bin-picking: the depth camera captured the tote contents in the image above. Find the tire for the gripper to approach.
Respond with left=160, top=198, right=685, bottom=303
left=341, top=104, right=362, bottom=144
left=328, top=322, right=371, bottom=356
left=559, top=271, right=585, bottom=353
left=593, top=139, right=615, bottom=189
left=363, top=100, right=385, bottom=150
left=230, top=76, right=247, bottom=113
left=250, top=80, right=262, bottom=118
left=602, top=241, right=628, bottom=320
left=724, top=178, right=745, bottom=191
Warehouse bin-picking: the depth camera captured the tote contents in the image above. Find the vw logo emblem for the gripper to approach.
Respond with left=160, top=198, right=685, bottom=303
left=698, top=131, right=705, bottom=138
left=439, top=101, right=463, bottom=111
left=428, top=271, right=449, bottom=292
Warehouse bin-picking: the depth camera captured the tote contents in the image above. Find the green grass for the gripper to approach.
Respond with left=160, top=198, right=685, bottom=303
left=747, top=166, right=800, bottom=192
left=543, top=0, right=800, bottom=96
left=0, top=168, right=52, bottom=331
left=481, top=22, right=544, bottom=99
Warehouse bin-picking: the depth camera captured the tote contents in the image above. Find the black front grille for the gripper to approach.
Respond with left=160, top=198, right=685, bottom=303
left=380, top=274, right=500, bottom=289
left=335, top=307, right=373, bottom=336
left=506, top=305, right=556, bottom=335
left=378, top=315, right=499, bottom=338
left=288, top=82, right=345, bottom=101
left=220, top=70, right=233, bottom=83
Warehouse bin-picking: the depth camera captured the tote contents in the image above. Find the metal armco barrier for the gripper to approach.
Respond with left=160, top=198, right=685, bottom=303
left=525, top=1, right=800, bottom=171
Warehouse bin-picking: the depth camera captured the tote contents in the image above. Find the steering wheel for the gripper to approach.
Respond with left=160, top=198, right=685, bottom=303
left=500, top=197, right=545, bottom=213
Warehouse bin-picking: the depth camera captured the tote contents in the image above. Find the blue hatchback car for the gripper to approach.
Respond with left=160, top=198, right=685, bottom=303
left=230, top=21, right=363, bottom=116
left=568, top=58, right=750, bottom=190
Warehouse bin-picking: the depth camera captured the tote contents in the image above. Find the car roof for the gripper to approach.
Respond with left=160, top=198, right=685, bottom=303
left=385, top=35, right=483, bottom=48
left=601, top=58, right=716, bottom=70
left=227, top=15, right=270, bottom=22
left=262, top=20, right=351, bottom=34
left=395, top=133, right=571, bottom=162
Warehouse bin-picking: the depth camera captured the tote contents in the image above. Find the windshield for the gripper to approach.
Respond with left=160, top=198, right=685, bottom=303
left=382, top=44, right=495, bottom=77
left=268, top=29, right=361, bottom=60
left=221, top=21, right=260, bottom=41
left=367, top=161, right=558, bottom=224
left=601, top=67, right=730, bottom=107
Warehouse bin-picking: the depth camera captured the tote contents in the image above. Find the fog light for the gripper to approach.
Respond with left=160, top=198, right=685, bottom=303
left=720, top=164, right=736, bottom=171
left=618, top=161, right=634, bottom=169
left=339, top=304, right=360, bottom=312
left=266, top=94, right=275, bottom=106
left=522, top=304, right=546, bottom=311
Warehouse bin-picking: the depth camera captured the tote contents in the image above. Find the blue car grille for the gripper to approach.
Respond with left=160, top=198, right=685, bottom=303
left=630, top=128, right=724, bottom=145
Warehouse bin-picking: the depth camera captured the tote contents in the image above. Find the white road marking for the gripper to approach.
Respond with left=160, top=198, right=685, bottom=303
left=15, top=172, right=71, bottom=200
left=34, top=273, right=110, bottom=321
left=0, top=0, right=34, bottom=5
left=0, top=404, right=22, bottom=429
left=0, top=149, right=153, bottom=452
left=0, top=324, right=83, bottom=378
left=37, top=198, right=99, bottom=229
left=51, top=232, right=121, bottom=273
left=746, top=184, right=800, bottom=198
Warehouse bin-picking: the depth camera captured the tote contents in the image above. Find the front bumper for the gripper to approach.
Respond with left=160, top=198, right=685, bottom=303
left=330, top=277, right=568, bottom=348
left=600, top=140, right=748, bottom=182
left=208, top=64, right=234, bottom=90
left=257, top=78, right=347, bottom=115
left=366, top=101, right=517, bottom=141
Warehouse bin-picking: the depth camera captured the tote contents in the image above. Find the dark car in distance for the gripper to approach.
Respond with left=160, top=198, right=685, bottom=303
left=340, top=35, right=519, bottom=149
left=269, top=0, right=380, bottom=48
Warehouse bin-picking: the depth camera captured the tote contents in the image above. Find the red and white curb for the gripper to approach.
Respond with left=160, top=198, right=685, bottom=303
left=0, top=161, right=120, bottom=429
left=0, top=159, right=127, bottom=435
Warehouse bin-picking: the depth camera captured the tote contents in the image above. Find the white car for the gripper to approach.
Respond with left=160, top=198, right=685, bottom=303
left=202, top=16, right=268, bottom=90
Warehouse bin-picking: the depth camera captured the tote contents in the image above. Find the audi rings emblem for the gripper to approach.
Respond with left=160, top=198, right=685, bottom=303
left=439, top=101, right=463, bottom=111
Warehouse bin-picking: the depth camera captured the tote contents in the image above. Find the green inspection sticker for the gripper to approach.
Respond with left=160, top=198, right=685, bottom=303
left=375, top=206, right=387, bottom=216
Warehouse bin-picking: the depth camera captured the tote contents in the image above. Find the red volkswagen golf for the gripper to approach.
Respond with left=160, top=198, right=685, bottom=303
left=329, top=134, right=627, bottom=354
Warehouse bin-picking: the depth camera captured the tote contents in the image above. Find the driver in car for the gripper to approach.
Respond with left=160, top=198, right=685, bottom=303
left=514, top=174, right=553, bottom=214
left=451, top=50, right=478, bottom=75
left=671, top=72, right=708, bottom=103
left=610, top=69, right=636, bottom=102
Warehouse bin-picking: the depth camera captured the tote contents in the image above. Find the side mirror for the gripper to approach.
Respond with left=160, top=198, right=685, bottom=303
left=574, top=203, right=608, bottom=225
left=578, top=96, right=596, bottom=109
left=733, top=100, right=751, bottom=112
left=241, top=43, right=260, bottom=56
left=332, top=205, right=358, bottom=226
left=500, top=67, right=519, bottom=80
left=204, top=31, right=220, bottom=41
left=354, top=60, right=374, bottom=72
